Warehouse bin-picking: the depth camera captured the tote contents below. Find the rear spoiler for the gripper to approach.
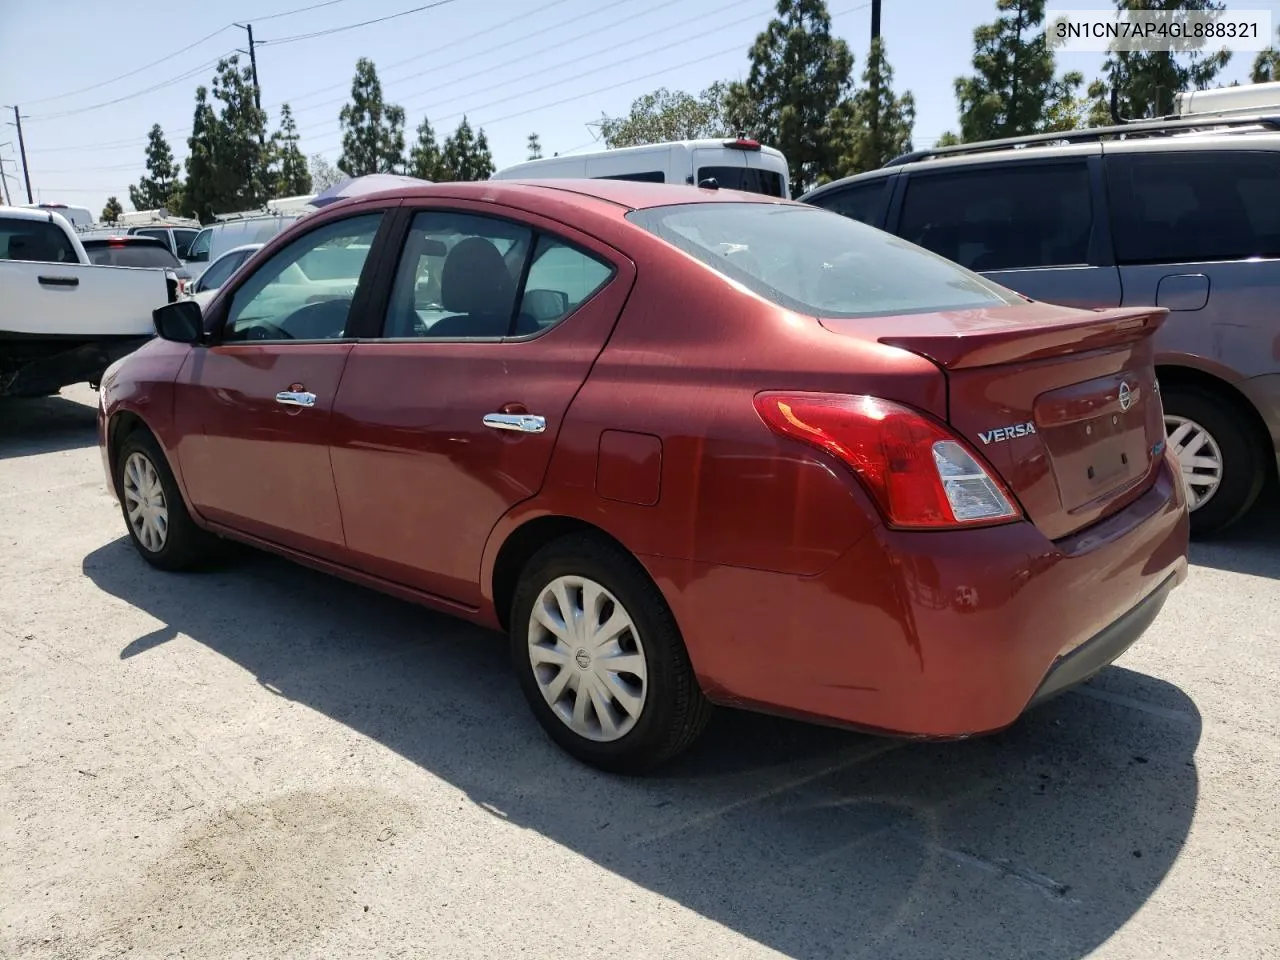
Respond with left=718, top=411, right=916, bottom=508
left=877, top=307, right=1168, bottom=370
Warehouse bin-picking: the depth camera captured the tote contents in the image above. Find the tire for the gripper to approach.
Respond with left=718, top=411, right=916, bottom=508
left=509, top=534, right=711, bottom=773
left=1162, top=384, right=1266, bottom=538
left=114, top=429, right=221, bottom=571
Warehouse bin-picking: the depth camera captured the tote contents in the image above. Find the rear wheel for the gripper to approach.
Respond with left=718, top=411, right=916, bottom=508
left=509, top=534, right=711, bottom=773
left=1161, top=384, right=1265, bottom=537
left=115, top=430, right=221, bottom=570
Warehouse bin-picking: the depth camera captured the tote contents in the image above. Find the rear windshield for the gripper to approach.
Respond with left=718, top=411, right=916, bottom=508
left=627, top=202, right=1022, bottom=319
left=83, top=242, right=180, bottom=269
left=697, top=166, right=786, bottom=198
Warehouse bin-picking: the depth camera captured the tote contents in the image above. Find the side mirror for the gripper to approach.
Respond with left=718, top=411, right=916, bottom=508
left=153, top=300, right=204, bottom=344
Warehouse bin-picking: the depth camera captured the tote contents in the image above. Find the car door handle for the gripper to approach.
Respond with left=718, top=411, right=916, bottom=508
left=38, top=275, right=79, bottom=287
left=275, top=390, right=317, bottom=407
left=483, top=412, right=546, bottom=433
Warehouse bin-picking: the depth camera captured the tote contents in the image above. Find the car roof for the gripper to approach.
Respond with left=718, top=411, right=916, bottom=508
left=323, top=178, right=796, bottom=214
left=0, top=204, right=71, bottom=224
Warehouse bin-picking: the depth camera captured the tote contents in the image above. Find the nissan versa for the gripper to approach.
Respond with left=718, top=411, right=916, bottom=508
left=97, top=179, right=1191, bottom=772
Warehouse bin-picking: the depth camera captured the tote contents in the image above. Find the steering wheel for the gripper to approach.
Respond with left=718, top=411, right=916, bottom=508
left=243, top=320, right=293, bottom=341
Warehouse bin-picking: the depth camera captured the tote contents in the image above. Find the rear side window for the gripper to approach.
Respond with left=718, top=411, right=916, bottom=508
left=134, top=228, right=171, bottom=251
left=595, top=171, right=665, bottom=183
left=807, top=178, right=890, bottom=227
left=0, top=217, right=77, bottom=263
left=1105, top=151, right=1280, bottom=263
left=83, top=242, right=180, bottom=268
left=173, top=229, right=199, bottom=258
left=697, top=165, right=786, bottom=198
left=898, top=162, right=1093, bottom=271
left=628, top=202, right=1021, bottom=319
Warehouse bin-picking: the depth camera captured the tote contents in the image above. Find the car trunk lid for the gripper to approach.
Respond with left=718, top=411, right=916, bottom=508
left=821, top=303, right=1170, bottom=540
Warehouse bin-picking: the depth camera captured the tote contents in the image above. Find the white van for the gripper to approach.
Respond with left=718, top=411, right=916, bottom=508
left=183, top=212, right=306, bottom=281
left=491, top=138, right=791, bottom=198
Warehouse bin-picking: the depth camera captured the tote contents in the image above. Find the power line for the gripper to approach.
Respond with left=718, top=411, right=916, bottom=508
left=297, top=0, right=773, bottom=142
left=24, top=54, right=240, bottom=123
left=288, top=0, right=654, bottom=118
left=17, top=0, right=357, bottom=108
left=258, top=0, right=464, bottom=45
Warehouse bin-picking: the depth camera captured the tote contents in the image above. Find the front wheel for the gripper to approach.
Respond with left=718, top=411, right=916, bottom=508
left=510, top=534, right=711, bottom=773
left=1162, top=385, right=1266, bottom=538
left=115, top=430, right=221, bottom=570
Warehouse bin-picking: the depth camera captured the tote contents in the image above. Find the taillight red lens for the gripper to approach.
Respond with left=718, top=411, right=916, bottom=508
left=753, top=392, right=1022, bottom=529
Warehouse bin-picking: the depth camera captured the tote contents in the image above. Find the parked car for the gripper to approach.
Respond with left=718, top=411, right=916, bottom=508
left=81, top=235, right=193, bottom=296
left=183, top=213, right=305, bottom=282
left=801, top=112, right=1280, bottom=537
left=492, top=138, right=791, bottom=197
left=189, top=242, right=263, bottom=303
left=0, top=206, right=172, bottom=398
left=96, top=180, right=1189, bottom=772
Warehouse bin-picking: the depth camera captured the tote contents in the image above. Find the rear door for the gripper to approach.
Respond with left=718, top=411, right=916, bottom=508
left=891, top=153, right=1123, bottom=309
left=328, top=202, right=635, bottom=606
left=693, top=144, right=788, bottom=198
left=1102, top=146, right=1280, bottom=382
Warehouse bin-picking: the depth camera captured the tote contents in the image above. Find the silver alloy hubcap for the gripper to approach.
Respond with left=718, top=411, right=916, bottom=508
left=1165, top=414, right=1224, bottom=511
left=527, top=575, right=648, bottom=743
left=122, top=451, right=169, bottom=553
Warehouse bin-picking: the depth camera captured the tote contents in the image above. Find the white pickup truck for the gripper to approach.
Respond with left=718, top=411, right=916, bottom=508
left=0, top=205, right=175, bottom=398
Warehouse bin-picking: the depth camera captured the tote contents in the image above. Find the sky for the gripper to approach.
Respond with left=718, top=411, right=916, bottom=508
left=2, top=0, right=1279, bottom=214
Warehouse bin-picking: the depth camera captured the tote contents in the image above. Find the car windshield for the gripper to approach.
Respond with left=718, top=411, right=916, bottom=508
left=626, top=202, right=1022, bottom=319
left=82, top=242, right=180, bottom=269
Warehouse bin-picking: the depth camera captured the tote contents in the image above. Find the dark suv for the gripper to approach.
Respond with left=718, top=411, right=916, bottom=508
left=802, top=114, right=1280, bottom=537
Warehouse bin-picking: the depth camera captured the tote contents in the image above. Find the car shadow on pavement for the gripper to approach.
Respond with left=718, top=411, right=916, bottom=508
left=0, top=394, right=99, bottom=460
left=84, top=539, right=1201, bottom=960
left=1190, top=488, right=1280, bottom=579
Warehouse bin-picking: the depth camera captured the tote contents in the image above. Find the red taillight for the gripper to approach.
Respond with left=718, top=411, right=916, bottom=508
left=753, top=392, right=1022, bottom=530
left=724, top=137, right=761, bottom=151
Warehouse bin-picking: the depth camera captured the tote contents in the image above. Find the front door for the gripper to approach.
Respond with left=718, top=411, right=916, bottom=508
left=329, top=205, right=634, bottom=606
left=174, top=210, right=388, bottom=558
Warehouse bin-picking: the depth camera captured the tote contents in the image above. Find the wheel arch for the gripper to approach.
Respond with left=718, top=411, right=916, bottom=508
left=1156, top=364, right=1275, bottom=479
left=489, top=514, right=642, bottom=633
left=106, top=409, right=153, bottom=497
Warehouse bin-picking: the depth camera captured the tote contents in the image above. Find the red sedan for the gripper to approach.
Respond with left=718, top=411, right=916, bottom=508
left=97, top=179, right=1189, bottom=772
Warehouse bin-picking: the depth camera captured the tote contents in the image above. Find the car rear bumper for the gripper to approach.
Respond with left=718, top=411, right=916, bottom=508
left=645, top=452, right=1190, bottom=738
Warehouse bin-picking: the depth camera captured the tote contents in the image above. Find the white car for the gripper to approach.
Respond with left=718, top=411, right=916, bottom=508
left=189, top=242, right=264, bottom=306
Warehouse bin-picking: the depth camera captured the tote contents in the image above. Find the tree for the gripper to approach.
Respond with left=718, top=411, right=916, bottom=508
left=182, top=86, right=219, bottom=223
left=101, top=196, right=124, bottom=223
left=726, top=0, right=855, bottom=196
left=129, top=124, right=182, bottom=212
left=834, top=38, right=915, bottom=176
left=438, top=116, right=495, bottom=181
left=270, top=103, right=312, bottom=197
left=1103, top=1, right=1231, bottom=119
left=598, top=83, right=734, bottom=147
left=953, top=0, right=1072, bottom=141
left=1252, top=27, right=1280, bottom=82
left=181, top=56, right=271, bottom=222
left=408, top=117, right=444, bottom=180
left=338, top=58, right=407, bottom=176
left=309, top=154, right=345, bottom=191
left=527, top=132, right=543, bottom=160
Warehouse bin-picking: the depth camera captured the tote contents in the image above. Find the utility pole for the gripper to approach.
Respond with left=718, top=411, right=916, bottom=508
left=234, top=22, right=265, bottom=144
left=11, top=107, right=33, bottom=203
left=869, top=0, right=882, bottom=151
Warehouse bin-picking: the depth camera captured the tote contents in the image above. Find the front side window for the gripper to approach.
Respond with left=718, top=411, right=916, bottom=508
left=0, top=217, right=77, bottom=263
left=187, top=228, right=212, bottom=262
left=224, top=213, right=382, bottom=342
left=898, top=161, right=1093, bottom=272
left=1105, top=151, right=1280, bottom=264
left=697, top=165, right=786, bottom=198
left=173, top=229, right=199, bottom=258
left=628, top=202, right=1021, bottom=319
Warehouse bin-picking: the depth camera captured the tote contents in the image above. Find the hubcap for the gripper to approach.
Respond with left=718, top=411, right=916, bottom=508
left=527, top=575, right=648, bottom=743
left=1164, top=414, right=1224, bottom=511
left=122, top=451, right=169, bottom=553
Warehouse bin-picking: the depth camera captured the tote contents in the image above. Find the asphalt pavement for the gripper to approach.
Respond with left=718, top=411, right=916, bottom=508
left=2, top=386, right=1277, bottom=960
